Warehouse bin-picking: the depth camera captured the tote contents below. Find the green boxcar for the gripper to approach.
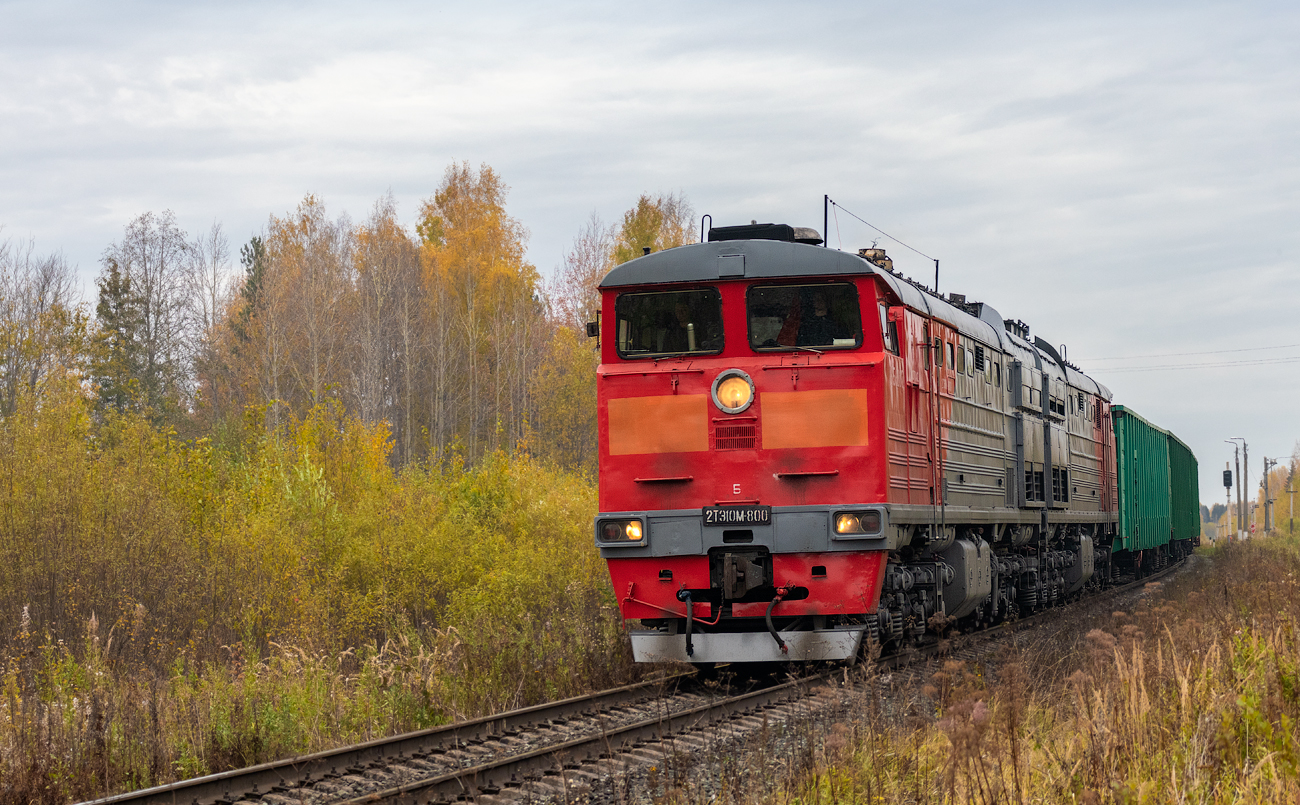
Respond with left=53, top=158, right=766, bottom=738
left=1167, top=433, right=1200, bottom=543
left=1112, top=406, right=1172, bottom=551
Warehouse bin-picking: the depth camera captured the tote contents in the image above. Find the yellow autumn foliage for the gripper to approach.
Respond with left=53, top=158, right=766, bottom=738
left=0, top=376, right=635, bottom=802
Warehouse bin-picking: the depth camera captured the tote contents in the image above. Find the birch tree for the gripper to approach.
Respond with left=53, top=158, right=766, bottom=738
left=188, top=222, right=234, bottom=420
left=97, top=211, right=193, bottom=417
left=611, top=192, right=695, bottom=266
left=551, top=212, right=611, bottom=332
left=0, top=238, right=82, bottom=414
left=353, top=194, right=421, bottom=464
left=417, top=163, right=539, bottom=463
left=265, top=196, right=354, bottom=411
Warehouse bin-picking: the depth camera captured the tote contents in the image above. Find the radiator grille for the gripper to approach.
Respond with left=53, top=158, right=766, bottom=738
left=715, top=423, right=757, bottom=450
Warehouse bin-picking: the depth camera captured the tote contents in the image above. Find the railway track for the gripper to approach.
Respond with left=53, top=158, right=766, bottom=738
left=83, top=674, right=697, bottom=805
left=84, top=560, right=1185, bottom=805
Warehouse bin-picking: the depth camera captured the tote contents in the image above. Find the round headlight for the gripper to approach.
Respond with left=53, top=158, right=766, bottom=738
left=835, top=513, right=861, bottom=534
left=711, top=370, right=755, bottom=414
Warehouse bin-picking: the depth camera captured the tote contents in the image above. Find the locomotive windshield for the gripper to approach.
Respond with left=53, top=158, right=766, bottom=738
left=747, top=283, right=862, bottom=350
left=614, top=288, right=724, bottom=358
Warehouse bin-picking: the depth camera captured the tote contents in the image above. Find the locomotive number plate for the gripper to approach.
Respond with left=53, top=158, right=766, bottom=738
left=702, top=505, right=772, bottom=526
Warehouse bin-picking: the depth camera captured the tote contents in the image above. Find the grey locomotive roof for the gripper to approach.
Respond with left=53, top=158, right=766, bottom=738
left=601, top=239, right=866, bottom=287
left=600, top=240, right=1002, bottom=344
left=601, top=239, right=1110, bottom=401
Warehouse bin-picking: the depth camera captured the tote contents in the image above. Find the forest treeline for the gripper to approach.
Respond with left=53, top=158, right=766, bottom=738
left=5, top=162, right=693, bottom=473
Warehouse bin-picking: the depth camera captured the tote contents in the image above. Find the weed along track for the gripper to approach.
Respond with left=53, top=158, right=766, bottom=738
left=81, top=561, right=1182, bottom=805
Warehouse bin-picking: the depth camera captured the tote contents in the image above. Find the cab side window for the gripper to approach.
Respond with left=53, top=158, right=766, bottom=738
left=878, top=304, right=899, bottom=355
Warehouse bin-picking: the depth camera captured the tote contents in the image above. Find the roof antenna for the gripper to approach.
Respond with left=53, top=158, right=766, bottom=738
left=823, top=195, right=829, bottom=248
left=700, top=214, right=712, bottom=243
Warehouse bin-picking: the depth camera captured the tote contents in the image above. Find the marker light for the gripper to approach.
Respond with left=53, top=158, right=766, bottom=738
left=834, top=510, right=883, bottom=536
left=598, top=519, right=645, bottom=544
left=711, top=369, right=755, bottom=414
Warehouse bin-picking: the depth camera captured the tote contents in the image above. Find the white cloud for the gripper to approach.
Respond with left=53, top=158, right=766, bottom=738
left=1, top=0, right=1297, bottom=499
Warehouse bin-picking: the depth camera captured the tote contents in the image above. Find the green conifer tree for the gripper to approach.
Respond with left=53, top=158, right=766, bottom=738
left=91, top=259, right=144, bottom=413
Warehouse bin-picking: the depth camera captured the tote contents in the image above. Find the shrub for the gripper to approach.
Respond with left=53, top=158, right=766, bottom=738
left=0, top=383, right=636, bottom=803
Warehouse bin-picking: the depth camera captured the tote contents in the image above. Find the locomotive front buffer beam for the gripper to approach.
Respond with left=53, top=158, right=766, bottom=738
left=627, top=625, right=867, bottom=664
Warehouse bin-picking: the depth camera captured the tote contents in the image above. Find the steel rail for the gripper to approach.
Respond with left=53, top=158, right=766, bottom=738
left=335, top=671, right=831, bottom=804
left=80, top=673, right=692, bottom=805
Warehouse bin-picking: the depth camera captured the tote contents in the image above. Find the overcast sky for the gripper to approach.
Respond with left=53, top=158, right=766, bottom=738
left=2, top=0, right=1297, bottom=504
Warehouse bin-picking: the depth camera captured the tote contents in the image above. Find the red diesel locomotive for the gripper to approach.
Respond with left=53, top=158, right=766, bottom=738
left=592, top=222, right=1181, bottom=665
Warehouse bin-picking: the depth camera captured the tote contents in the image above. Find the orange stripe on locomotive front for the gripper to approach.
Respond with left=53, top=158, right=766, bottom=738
left=761, top=388, right=870, bottom=450
left=607, top=394, right=709, bottom=455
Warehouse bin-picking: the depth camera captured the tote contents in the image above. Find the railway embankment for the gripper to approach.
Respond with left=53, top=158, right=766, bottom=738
left=67, top=564, right=1187, bottom=805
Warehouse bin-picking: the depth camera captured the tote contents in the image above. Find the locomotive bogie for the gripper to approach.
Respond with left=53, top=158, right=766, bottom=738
left=1064, top=534, right=1096, bottom=593
left=940, top=537, right=993, bottom=619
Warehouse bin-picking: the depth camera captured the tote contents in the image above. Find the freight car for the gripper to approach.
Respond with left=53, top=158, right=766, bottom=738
left=591, top=223, right=1198, bottom=664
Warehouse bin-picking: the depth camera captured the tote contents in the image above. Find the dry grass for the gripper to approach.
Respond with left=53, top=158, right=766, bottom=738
left=749, top=535, right=1300, bottom=804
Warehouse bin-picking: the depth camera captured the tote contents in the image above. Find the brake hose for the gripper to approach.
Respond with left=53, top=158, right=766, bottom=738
left=766, top=585, right=792, bottom=654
